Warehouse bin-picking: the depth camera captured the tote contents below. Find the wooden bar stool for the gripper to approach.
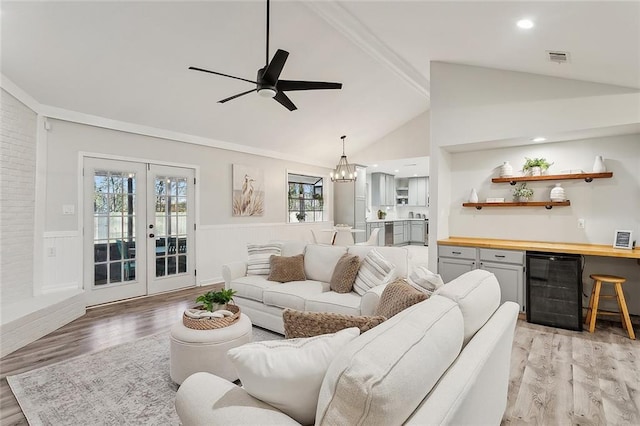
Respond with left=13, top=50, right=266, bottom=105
left=585, top=274, right=635, bottom=340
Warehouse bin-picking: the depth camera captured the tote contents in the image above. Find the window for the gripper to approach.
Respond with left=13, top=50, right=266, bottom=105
left=287, top=173, right=324, bottom=223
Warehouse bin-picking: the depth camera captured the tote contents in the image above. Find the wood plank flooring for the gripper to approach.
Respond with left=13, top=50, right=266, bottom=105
left=1, top=284, right=638, bottom=426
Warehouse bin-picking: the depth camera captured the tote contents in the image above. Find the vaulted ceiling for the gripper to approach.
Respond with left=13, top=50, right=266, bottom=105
left=2, top=1, right=638, bottom=167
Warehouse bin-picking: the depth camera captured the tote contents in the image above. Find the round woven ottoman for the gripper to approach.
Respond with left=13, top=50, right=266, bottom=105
left=170, top=313, right=252, bottom=384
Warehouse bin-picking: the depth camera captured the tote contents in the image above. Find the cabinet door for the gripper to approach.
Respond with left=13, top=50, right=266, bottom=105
left=408, top=178, right=418, bottom=205
left=385, top=175, right=395, bottom=205
left=480, top=261, right=525, bottom=311
left=378, top=226, right=386, bottom=246
left=417, top=178, right=427, bottom=206
left=438, top=258, right=476, bottom=283
left=411, top=222, right=424, bottom=242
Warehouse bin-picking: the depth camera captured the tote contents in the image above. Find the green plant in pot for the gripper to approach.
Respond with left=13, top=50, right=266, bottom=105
left=522, top=157, right=553, bottom=176
left=513, top=183, right=534, bottom=202
left=295, top=212, right=306, bottom=222
left=196, top=288, right=237, bottom=312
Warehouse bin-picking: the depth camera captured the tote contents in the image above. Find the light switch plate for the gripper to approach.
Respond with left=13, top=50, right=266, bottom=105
left=63, top=205, right=75, bottom=215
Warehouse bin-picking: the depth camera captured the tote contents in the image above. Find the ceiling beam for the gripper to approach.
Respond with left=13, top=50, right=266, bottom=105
left=305, top=1, right=430, bottom=99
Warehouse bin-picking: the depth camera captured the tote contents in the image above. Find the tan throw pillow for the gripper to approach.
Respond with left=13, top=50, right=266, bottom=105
left=283, top=309, right=386, bottom=338
left=267, top=254, right=306, bottom=283
left=375, top=279, right=428, bottom=319
left=330, top=253, right=362, bottom=293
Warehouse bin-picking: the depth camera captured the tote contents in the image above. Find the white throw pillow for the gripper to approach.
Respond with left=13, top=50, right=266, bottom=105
left=246, top=243, right=282, bottom=275
left=408, top=266, right=444, bottom=296
left=353, top=249, right=396, bottom=296
left=227, top=327, right=360, bottom=425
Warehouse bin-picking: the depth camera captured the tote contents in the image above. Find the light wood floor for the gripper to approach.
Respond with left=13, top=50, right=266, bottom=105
left=1, top=284, right=638, bottom=426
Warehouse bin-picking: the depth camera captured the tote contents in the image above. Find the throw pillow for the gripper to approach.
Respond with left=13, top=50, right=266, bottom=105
left=246, top=243, right=282, bottom=275
left=267, top=254, right=306, bottom=283
left=353, top=249, right=396, bottom=296
left=375, top=279, right=428, bottom=319
left=329, top=253, right=362, bottom=293
left=408, top=266, right=445, bottom=296
left=283, top=309, right=386, bottom=338
left=227, top=327, right=360, bottom=425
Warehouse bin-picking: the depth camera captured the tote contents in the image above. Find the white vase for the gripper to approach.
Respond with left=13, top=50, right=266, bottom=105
left=550, top=183, right=566, bottom=202
left=469, top=188, right=479, bottom=203
left=518, top=196, right=530, bottom=203
left=593, top=155, right=606, bottom=173
left=500, top=161, right=513, bottom=177
left=530, top=166, right=542, bottom=176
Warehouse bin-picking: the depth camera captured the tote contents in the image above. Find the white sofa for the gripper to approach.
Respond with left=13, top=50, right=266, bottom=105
left=176, top=269, right=520, bottom=425
left=222, top=242, right=411, bottom=334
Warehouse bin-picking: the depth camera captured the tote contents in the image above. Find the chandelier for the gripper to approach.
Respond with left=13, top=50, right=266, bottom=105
left=330, top=135, right=357, bottom=183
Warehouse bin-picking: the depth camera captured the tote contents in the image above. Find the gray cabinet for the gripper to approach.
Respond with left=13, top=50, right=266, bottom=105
left=437, top=245, right=525, bottom=312
left=371, top=173, right=395, bottom=206
left=410, top=221, right=424, bottom=243
left=403, top=221, right=410, bottom=242
left=408, top=177, right=428, bottom=206
left=365, top=222, right=384, bottom=246
left=393, top=221, right=406, bottom=245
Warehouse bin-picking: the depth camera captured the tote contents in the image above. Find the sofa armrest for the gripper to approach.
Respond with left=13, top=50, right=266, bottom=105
left=222, top=261, right=248, bottom=289
left=360, top=283, right=388, bottom=316
left=175, top=372, right=300, bottom=426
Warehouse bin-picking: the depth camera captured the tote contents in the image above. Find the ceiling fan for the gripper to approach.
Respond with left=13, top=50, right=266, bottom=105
left=188, top=0, right=343, bottom=111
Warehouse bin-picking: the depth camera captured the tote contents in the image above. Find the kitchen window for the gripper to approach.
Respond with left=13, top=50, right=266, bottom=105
left=287, top=173, right=324, bottom=223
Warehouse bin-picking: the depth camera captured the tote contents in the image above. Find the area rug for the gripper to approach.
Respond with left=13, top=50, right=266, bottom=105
left=7, top=326, right=282, bottom=426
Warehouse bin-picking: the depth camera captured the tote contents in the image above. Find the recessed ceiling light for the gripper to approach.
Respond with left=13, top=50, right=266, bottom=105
left=532, top=137, right=546, bottom=142
left=517, top=19, right=534, bottom=29
left=371, top=164, right=378, bottom=168
left=394, top=169, right=400, bottom=173
left=413, top=174, right=418, bottom=177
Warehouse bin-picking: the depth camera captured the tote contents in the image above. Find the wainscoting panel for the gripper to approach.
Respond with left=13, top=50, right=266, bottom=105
left=39, top=231, right=82, bottom=295
left=196, top=222, right=329, bottom=286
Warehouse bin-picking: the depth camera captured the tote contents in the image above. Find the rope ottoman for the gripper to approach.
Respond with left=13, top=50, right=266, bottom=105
left=170, top=313, right=253, bottom=384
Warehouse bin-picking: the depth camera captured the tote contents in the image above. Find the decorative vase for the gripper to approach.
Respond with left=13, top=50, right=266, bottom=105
left=592, top=155, right=606, bottom=173
left=518, top=196, right=530, bottom=203
left=550, top=183, right=566, bottom=202
left=469, top=188, right=479, bottom=203
left=500, top=161, right=513, bottom=177
left=530, top=166, right=542, bottom=176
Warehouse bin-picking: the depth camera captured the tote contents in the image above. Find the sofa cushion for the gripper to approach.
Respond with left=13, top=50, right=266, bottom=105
left=263, top=280, right=330, bottom=311
left=267, top=254, right=306, bottom=283
left=408, top=266, right=444, bottom=296
left=304, top=244, right=347, bottom=283
left=348, top=245, right=410, bottom=279
left=304, top=291, right=362, bottom=316
left=227, top=327, right=361, bottom=425
left=375, top=278, right=428, bottom=319
left=246, top=243, right=282, bottom=276
left=283, top=309, right=386, bottom=338
left=353, top=249, right=396, bottom=296
left=316, top=296, right=464, bottom=425
left=435, top=269, right=501, bottom=346
left=270, top=240, right=307, bottom=257
left=329, top=253, right=361, bottom=293
left=230, top=275, right=277, bottom=302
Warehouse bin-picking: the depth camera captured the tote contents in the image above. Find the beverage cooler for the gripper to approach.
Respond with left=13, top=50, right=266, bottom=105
left=526, top=251, right=583, bottom=331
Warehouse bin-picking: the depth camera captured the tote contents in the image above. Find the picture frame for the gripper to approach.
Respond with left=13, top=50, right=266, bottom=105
left=232, top=164, right=265, bottom=217
left=613, top=230, right=633, bottom=249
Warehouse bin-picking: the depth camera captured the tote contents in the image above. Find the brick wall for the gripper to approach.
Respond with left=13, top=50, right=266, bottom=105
left=1, top=89, right=37, bottom=303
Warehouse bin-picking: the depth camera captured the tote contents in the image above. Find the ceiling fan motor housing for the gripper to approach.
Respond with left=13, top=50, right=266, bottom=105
left=257, top=67, right=277, bottom=97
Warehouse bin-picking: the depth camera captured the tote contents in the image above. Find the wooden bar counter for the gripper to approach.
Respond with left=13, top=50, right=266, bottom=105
left=438, top=237, right=640, bottom=259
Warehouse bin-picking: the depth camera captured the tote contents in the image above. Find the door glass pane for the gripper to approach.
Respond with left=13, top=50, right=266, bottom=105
left=93, top=170, right=137, bottom=286
left=154, top=176, right=188, bottom=277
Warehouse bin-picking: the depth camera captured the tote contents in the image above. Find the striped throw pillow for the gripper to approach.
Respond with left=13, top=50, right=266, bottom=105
left=353, top=249, right=396, bottom=296
left=247, top=243, right=282, bottom=275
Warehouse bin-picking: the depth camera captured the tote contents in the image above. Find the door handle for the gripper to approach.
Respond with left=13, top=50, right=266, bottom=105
left=149, top=233, right=155, bottom=238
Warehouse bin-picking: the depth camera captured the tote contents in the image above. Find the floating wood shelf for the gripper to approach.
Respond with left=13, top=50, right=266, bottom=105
left=463, top=201, right=571, bottom=210
left=492, top=172, right=612, bottom=185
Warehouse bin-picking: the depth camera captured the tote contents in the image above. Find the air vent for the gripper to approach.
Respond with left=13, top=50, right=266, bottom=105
left=547, top=50, right=570, bottom=64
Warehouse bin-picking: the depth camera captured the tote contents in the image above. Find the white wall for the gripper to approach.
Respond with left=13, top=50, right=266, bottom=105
left=0, top=90, right=37, bottom=305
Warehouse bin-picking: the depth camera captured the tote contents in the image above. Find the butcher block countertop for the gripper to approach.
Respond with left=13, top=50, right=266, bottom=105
left=438, top=237, right=640, bottom=259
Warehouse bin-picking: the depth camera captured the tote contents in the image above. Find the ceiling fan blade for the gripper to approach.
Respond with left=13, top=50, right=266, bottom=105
left=262, top=49, right=289, bottom=84
left=189, top=67, right=257, bottom=85
left=218, top=89, right=258, bottom=104
left=273, top=91, right=297, bottom=111
left=277, top=80, right=342, bottom=92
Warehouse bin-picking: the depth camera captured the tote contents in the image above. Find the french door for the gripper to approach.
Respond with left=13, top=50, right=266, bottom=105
left=84, top=158, right=195, bottom=306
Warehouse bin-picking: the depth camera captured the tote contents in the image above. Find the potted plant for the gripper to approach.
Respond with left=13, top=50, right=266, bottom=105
left=296, top=212, right=306, bottom=222
left=196, top=288, right=237, bottom=312
left=513, top=183, right=534, bottom=202
left=522, top=157, right=553, bottom=176
left=377, top=209, right=387, bottom=220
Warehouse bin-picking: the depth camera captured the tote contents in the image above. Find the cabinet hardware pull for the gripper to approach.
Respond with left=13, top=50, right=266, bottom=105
left=494, top=255, right=505, bottom=258
left=452, top=251, right=462, bottom=254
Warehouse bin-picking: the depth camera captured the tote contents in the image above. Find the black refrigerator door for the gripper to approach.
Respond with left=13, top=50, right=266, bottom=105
left=526, top=252, right=583, bottom=331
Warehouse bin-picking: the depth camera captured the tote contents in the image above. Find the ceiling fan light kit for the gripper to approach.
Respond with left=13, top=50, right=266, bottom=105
left=330, top=136, right=357, bottom=183
left=188, top=0, right=342, bottom=111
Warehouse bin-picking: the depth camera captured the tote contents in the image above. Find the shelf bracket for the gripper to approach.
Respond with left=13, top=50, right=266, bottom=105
left=475, top=206, right=482, bottom=210
left=584, top=177, right=593, bottom=183
left=545, top=205, right=553, bottom=210
left=509, top=181, right=516, bottom=185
